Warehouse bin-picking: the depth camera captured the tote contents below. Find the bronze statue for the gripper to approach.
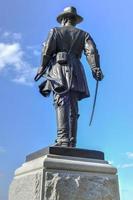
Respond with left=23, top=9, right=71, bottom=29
left=35, top=7, right=104, bottom=147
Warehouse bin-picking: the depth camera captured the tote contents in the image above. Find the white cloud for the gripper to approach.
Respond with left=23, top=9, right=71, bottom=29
left=3, top=31, right=10, bottom=37
left=0, top=43, right=23, bottom=70
left=120, top=163, right=133, bottom=168
left=2, top=31, right=22, bottom=40
left=33, top=49, right=40, bottom=56
left=26, top=45, right=41, bottom=56
left=117, top=152, right=133, bottom=169
left=126, top=152, right=133, bottom=159
left=13, top=33, right=22, bottom=40
left=0, top=42, right=37, bottom=85
left=13, top=66, right=37, bottom=86
left=108, top=160, right=114, bottom=165
left=0, top=30, right=39, bottom=85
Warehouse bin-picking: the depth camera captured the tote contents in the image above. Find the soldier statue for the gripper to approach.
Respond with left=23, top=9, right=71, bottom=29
left=35, top=7, right=104, bottom=148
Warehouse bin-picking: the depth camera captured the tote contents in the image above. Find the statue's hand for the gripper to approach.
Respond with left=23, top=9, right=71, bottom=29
left=37, top=66, right=44, bottom=75
left=34, top=66, right=46, bottom=81
left=92, top=67, right=104, bottom=81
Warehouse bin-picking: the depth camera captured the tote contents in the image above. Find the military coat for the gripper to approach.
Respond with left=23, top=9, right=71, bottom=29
left=40, top=25, right=100, bottom=100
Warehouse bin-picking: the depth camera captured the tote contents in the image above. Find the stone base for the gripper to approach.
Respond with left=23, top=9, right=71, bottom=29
left=26, top=146, right=104, bottom=161
left=9, top=148, right=120, bottom=200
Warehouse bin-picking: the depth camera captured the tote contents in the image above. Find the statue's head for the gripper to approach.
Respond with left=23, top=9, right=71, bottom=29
left=57, top=7, right=83, bottom=26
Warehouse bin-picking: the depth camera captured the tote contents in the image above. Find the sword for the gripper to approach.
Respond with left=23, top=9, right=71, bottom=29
left=89, top=80, right=99, bottom=126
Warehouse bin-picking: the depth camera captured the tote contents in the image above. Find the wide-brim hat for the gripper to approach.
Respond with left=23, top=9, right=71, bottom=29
left=57, top=7, right=83, bottom=24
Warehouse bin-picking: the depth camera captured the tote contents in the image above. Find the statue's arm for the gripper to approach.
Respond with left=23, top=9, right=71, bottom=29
left=36, top=28, right=56, bottom=75
left=84, top=33, right=104, bottom=81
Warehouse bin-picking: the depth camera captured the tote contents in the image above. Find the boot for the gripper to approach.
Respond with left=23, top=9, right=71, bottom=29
left=69, top=114, right=79, bottom=147
left=55, top=96, right=70, bottom=147
left=55, top=137, right=69, bottom=147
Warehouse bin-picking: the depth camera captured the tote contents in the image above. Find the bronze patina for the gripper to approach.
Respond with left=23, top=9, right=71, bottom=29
left=35, top=6, right=104, bottom=147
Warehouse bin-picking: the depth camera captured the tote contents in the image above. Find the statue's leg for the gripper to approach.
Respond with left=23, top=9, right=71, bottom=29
left=69, top=92, right=79, bottom=148
left=54, top=93, right=70, bottom=147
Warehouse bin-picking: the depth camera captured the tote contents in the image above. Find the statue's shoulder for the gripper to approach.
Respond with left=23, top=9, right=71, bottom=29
left=52, top=27, right=62, bottom=32
left=74, top=27, right=89, bottom=37
left=53, top=26, right=85, bottom=32
left=74, top=28, right=90, bottom=40
left=74, top=27, right=85, bottom=32
left=51, top=27, right=89, bottom=39
left=50, top=27, right=63, bottom=35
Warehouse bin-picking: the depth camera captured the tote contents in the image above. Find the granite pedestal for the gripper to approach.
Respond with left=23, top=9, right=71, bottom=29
left=9, top=147, right=120, bottom=200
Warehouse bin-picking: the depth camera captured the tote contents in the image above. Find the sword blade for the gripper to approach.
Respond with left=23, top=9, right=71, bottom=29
left=89, top=80, right=99, bottom=126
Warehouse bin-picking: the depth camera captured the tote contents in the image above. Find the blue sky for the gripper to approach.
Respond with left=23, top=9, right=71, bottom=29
left=0, top=0, right=133, bottom=199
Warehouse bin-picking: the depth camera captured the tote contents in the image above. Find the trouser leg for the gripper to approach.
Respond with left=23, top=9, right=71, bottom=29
left=54, top=93, right=70, bottom=147
left=69, top=92, right=79, bottom=147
